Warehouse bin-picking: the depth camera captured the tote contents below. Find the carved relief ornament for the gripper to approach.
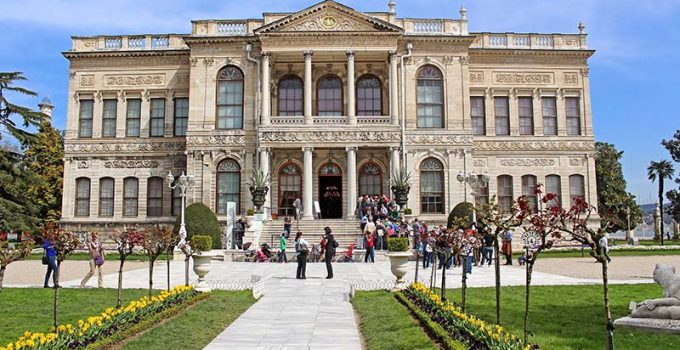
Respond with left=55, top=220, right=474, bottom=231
left=65, top=142, right=185, bottom=153
left=564, top=73, right=578, bottom=85
left=474, top=140, right=594, bottom=152
left=104, top=74, right=165, bottom=87
left=494, top=72, right=554, bottom=84
left=405, top=134, right=473, bottom=145
left=498, top=158, right=557, bottom=167
left=260, top=131, right=400, bottom=143
left=187, top=135, right=246, bottom=146
left=80, top=75, right=95, bottom=87
left=469, top=71, right=484, bottom=83
left=104, top=160, right=160, bottom=168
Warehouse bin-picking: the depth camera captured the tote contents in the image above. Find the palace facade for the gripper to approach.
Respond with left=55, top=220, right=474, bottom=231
left=60, top=0, right=597, bottom=231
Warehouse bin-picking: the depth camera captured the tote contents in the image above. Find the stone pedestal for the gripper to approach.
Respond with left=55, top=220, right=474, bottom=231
left=613, top=317, right=680, bottom=333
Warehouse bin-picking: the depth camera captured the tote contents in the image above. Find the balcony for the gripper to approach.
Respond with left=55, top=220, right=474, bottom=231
left=71, top=34, right=188, bottom=52
left=401, top=18, right=468, bottom=36
left=471, top=33, right=587, bottom=50
left=270, top=116, right=392, bottom=126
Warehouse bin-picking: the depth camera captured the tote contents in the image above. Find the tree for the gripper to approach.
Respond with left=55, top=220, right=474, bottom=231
left=595, top=142, right=643, bottom=232
left=173, top=202, right=222, bottom=249
left=475, top=196, right=527, bottom=325
left=23, top=120, right=64, bottom=224
left=647, top=160, right=675, bottom=244
left=0, top=72, right=47, bottom=144
left=42, top=223, right=81, bottom=331
left=110, top=227, right=144, bottom=308
left=662, top=131, right=680, bottom=228
left=0, top=232, right=34, bottom=291
left=0, top=147, right=40, bottom=232
left=142, top=225, right=177, bottom=298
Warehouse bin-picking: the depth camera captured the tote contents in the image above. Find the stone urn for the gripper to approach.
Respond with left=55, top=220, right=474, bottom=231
left=391, top=185, right=410, bottom=207
left=192, top=254, right=212, bottom=292
left=250, top=186, right=269, bottom=213
left=386, top=251, right=412, bottom=290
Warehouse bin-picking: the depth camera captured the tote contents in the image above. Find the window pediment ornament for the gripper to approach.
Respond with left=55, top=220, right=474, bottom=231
left=361, top=164, right=381, bottom=175
left=320, top=164, right=342, bottom=176
left=218, top=66, right=243, bottom=80
left=421, top=158, right=444, bottom=170
left=217, top=159, right=240, bottom=172
left=418, top=65, right=443, bottom=80
left=281, top=164, right=301, bottom=175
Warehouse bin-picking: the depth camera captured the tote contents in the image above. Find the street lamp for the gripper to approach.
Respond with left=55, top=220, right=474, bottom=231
left=166, top=171, right=195, bottom=245
left=456, top=171, right=490, bottom=225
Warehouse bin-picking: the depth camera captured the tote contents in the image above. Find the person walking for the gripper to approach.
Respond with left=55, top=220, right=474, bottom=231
left=480, top=234, right=494, bottom=266
left=294, top=232, right=309, bottom=279
left=323, top=227, right=337, bottom=279
left=599, top=235, right=612, bottom=263
left=43, top=236, right=59, bottom=288
left=293, top=197, right=302, bottom=221
left=501, top=230, right=513, bottom=265
left=364, top=232, right=375, bottom=263
left=279, top=232, right=288, bottom=263
left=80, top=232, right=105, bottom=288
left=283, top=216, right=292, bottom=238
left=234, top=218, right=245, bottom=249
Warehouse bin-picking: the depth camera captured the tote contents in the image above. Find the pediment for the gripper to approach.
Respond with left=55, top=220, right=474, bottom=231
left=255, top=0, right=402, bottom=34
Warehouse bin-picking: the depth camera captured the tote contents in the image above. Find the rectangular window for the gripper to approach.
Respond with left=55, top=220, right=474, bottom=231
left=78, top=100, right=94, bottom=138
left=474, top=175, right=489, bottom=207
left=217, top=80, right=244, bottom=129
left=545, top=175, right=562, bottom=208
left=522, top=175, right=538, bottom=211
left=569, top=175, right=585, bottom=205
left=542, top=97, right=557, bottom=135
left=123, top=178, right=139, bottom=217
left=150, top=99, right=165, bottom=137
left=75, top=178, right=91, bottom=217
left=416, top=80, right=443, bottom=128
left=147, top=177, right=163, bottom=217
left=497, top=175, right=513, bottom=213
left=99, top=178, right=114, bottom=217
left=566, top=97, right=581, bottom=136
left=470, top=97, right=486, bottom=135
left=174, top=98, right=189, bottom=136
left=518, top=97, right=534, bottom=135
left=494, top=97, right=509, bottom=136
left=102, top=99, right=117, bottom=138
left=126, top=99, right=141, bottom=137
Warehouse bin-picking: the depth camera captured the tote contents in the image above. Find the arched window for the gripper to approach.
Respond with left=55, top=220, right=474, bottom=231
left=99, top=177, right=114, bottom=217
left=356, top=75, right=382, bottom=116
left=544, top=174, right=561, bottom=208
left=497, top=175, right=513, bottom=213
left=359, top=163, right=382, bottom=197
left=75, top=177, right=91, bottom=217
left=147, top=177, right=164, bottom=217
left=217, top=159, right=241, bottom=215
left=317, top=75, right=343, bottom=116
left=521, top=175, right=538, bottom=211
left=569, top=174, right=585, bottom=205
left=420, top=158, right=444, bottom=214
left=123, top=177, right=139, bottom=217
left=216, top=66, right=244, bottom=129
left=278, top=75, right=303, bottom=116
left=417, top=65, right=444, bottom=128
left=278, top=163, right=302, bottom=216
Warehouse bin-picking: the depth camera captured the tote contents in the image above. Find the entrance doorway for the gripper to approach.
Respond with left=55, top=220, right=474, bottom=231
left=319, top=175, right=343, bottom=219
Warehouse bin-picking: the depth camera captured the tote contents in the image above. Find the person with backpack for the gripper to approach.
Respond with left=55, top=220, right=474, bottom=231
left=323, top=226, right=337, bottom=279
left=80, top=231, right=105, bottom=288
left=294, top=232, right=309, bottom=279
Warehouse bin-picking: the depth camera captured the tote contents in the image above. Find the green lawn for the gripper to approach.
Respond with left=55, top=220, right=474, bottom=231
left=0, top=288, right=148, bottom=345
left=120, top=290, right=255, bottom=350
left=352, top=290, right=440, bottom=350
left=27, top=252, right=171, bottom=261
left=443, top=284, right=679, bottom=350
left=512, top=248, right=680, bottom=259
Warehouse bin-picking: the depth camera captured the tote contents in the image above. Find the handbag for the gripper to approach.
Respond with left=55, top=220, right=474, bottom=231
left=41, top=254, right=48, bottom=265
left=94, top=254, right=105, bottom=266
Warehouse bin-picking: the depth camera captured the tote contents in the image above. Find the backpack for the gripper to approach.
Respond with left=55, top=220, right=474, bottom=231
left=333, top=239, right=339, bottom=248
left=296, top=241, right=309, bottom=253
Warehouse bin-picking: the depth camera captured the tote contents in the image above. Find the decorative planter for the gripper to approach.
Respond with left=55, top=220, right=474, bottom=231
left=386, top=251, right=412, bottom=290
left=391, top=185, right=410, bottom=207
left=250, top=186, right=269, bottom=212
left=192, top=254, right=212, bottom=292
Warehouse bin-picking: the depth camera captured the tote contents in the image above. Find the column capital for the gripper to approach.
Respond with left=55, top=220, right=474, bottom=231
left=390, top=146, right=400, bottom=152
left=389, top=50, right=399, bottom=61
left=346, top=50, right=356, bottom=59
left=260, top=147, right=270, bottom=153
left=261, top=51, right=272, bottom=59
left=303, top=50, right=314, bottom=59
left=302, top=146, right=314, bottom=153
left=345, top=146, right=358, bottom=153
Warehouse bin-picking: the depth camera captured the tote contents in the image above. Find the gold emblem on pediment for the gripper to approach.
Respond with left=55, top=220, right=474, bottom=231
left=321, top=16, right=337, bottom=29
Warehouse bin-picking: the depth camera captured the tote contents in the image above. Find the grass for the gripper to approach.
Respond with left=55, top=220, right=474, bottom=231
left=352, top=290, right=439, bottom=350
left=512, top=248, right=680, bottom=259
left=119, top=290, right=255, bottom=350
left=0, top=288, right=148, bottom=345
left=27, top=253, right=171, bottom=261
left=442, top=284, right=679, bottom=350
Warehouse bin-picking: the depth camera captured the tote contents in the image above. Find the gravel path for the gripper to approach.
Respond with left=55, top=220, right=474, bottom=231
left=3, top=260, right=148, bottom=287
left=510, top=255, right=680, bottom=280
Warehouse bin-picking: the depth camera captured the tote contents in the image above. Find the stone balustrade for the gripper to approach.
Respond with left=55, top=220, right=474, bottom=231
left=400, top=18, right=467, bottom=36
left=471, top=33, right=587, bottom=50
left=270, top=116, right=392, bottom=126
left=71, top=34, right=188, bottom=52
left=191, top=20, right=262, bottom=36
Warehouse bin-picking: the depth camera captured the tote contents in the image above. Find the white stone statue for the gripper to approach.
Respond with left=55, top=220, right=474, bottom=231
left=629, top=264, right=680, bottom=320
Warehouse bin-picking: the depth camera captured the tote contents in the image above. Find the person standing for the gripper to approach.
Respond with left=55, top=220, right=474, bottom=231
left=293, top=197, right=302, bottom=220
left=480, top=234, right=494, bottom=267
left=283, top=216, right=292, bottom=238
left=80, top=232, right=105, bottom=288
left=279, top=232, right=288, bottom=263
left=323, top=227, right=337, bottom=279
left=234, top=218, right=245, bottom=249
left=43, top=236, right=59, bottom=289
left=599, top=235, right=612, bottom=263
left=501, top=230, right=513, bottom=265
left=294, top=232, right=309, bottom=279
left=364, top=232, right=375, bottom=263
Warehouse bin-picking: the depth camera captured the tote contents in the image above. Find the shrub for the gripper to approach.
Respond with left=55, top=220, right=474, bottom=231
left=447, top=202, right=473, bottom=229
left=387, top=237, right=409, bottom=251
left=191, top=235, right=212, bottom=253
left=174, top=203, right=221, bottom=249
left=247, top=208, right=255, bottom=216
left=403, top=208, right=413, bottom=215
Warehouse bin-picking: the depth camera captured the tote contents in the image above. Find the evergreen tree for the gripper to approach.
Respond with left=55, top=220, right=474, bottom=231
left=662, top=130, right=680, bottom=223
left=0, top=72, right=47, bottom=144
left=23, top=120, right=64, bottom=223
left=594, top=142, right=643, bottom=231
left=0, top=146, right=40, bottom=232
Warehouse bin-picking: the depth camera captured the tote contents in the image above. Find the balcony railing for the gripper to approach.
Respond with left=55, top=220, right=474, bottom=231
left=401, top=18, right=468, bottom=36
left=271, top=116, right=303, bottom=125
left=71, top=35, right=188, bottom=52
left=269, top=116, right=393, bottom=126
left=472, top=33, right=586, bottom=50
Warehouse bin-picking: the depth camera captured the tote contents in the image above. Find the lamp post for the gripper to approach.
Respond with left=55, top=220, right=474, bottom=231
left=166, top=171, right=195, bottom=245
left=456, top=171, right=490, bottom=225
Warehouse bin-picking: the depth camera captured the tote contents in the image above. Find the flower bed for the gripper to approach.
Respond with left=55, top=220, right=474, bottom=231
left=1, top=286, right=198, bottom=350
left=402, top=283, right=533, bottom=350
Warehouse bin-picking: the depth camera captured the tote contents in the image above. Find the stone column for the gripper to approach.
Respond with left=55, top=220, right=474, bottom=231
left=556, top=89, right=567, bottom=136
left=346, top=147, right=358, bottom=220
left=346, top=50, right=356, bottom=125
left=304, top=51, right=314, bottom=125
left=484, top=88, right=494, bottom=136
left=303, top=147, right=314, bottom=220
left=509, top=89, right=519, bottom=136
left=532, top=88, right=543, bottom=136
left=260, top=147, right=271, bottom=219
left=389, top=50, right=399, bottom=125
left=390, top=146, right=400, bottom=176
left=261, top=52, right=271, bottom=126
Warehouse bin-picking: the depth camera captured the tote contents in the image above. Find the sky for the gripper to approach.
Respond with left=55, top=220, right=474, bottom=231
left=1, top=0, right=678, bottom=204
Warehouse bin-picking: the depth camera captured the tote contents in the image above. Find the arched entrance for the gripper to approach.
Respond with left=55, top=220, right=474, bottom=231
left=318, top=163, right=343, bottom=219
left=278, top=163, right=302, bottom=217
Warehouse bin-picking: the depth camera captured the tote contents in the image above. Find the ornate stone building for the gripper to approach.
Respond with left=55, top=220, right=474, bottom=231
left=60, top=0, right=597, bottom=232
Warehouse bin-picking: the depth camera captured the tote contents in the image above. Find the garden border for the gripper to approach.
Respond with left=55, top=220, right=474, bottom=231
left=395, top=292, right=467, bottom=350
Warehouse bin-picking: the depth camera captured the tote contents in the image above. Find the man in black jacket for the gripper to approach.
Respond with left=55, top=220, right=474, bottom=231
left=323, top=226, right=337, bottom=279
